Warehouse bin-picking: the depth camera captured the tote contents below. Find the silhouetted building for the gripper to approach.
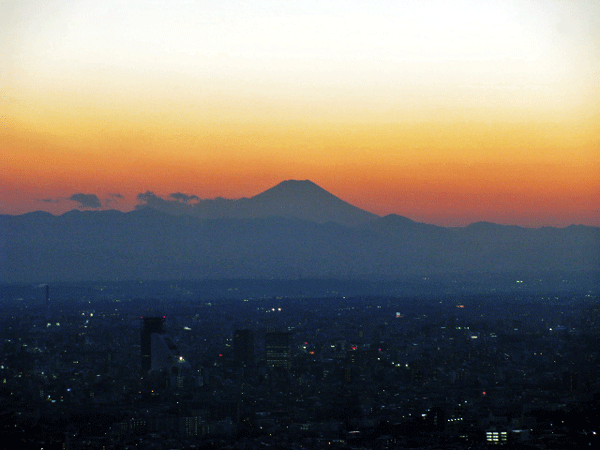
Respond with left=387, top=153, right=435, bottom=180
left=233, top=329, right=255, bottom=366
left=151, top=333, right=176, bottom=372
left=151, top=332, right=190, bottom=389
left=141, top=316, right=165, bottom=374
left=265, top=331, right=291, bottom=370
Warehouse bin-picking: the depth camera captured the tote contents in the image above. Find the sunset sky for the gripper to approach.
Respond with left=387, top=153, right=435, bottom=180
left=2, top=0, right=599, bottom=227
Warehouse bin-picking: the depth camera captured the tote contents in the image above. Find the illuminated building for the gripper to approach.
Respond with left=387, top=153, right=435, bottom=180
left=265, top=331, right=291, bottom=370
left=486, top=430, right=508, bottom=445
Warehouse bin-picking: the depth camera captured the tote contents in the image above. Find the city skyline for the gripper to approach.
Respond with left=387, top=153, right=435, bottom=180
left=2, top=0, right=599, bottom=227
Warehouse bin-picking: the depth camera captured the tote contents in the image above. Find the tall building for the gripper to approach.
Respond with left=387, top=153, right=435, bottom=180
left=151, top=333, right=177, bottom=371
left=141, top=316, right=165, bottom=374
left=265, top=332, right=291, bottom=370
left=151, top=332, right=190, bottom=389
left=233, top=329, right=255, bottom=366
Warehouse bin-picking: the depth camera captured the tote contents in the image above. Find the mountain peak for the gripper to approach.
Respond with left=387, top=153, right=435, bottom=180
left=247, top=180, right=378, bottom=226
left=277, top=179, right=317, bottom=186
left=255, top=179, right=331, bottom=198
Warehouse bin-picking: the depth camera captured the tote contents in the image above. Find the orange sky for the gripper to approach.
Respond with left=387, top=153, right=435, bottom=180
left=2, top=0, right=599, bottom=227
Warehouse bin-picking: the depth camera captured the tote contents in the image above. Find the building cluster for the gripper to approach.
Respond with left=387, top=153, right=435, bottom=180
left=1, top=284, right=600, bottom=449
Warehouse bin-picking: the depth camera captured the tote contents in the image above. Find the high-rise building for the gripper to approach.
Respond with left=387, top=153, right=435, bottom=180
left=233, top=329, right=255, bottom=366
left=265, top=331, right=291, bottom=370
left=141, top=316, right=165, bottom=374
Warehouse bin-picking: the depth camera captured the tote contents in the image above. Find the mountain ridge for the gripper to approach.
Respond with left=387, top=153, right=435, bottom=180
left=4, top=179, right=596, bottom=230
left=2, top=180, right=598, bottom=283
left=128, top=179, right=378, bottom=227
left=3, top=206, right=599, bottom=231
left=1, top=210, right=598, bottom=284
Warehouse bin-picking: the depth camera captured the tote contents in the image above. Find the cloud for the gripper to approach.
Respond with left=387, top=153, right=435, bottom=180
left=136, top=191, right=163, bottom=207
left=136, top=190, right=178, bottom=210
left=136, top=191, right=195, bottom=215
left=170, top=192, right=200, bottom=203
left=38, top=198, right=60, bottom=203
left=70, top=193, right=101, bottom=209
left=103, top=193, right=124, bottom=208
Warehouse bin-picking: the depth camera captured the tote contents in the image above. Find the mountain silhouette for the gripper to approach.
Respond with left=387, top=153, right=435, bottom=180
left=239, top=180, right=378, bottom=226
left=135, top=179, right=378, bottom=226
left=1, top=181, right=599, bottom=283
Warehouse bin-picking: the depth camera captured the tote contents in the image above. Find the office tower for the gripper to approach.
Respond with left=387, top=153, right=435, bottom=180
left=233, top=329, right=255, bottom=366
left=151, top=333, right=176, bottom=372
left=265, top=331, right=291, bottom=370
left=141, top=316, right=190, bottom=391
left=141, top=316, right=165, bottom=374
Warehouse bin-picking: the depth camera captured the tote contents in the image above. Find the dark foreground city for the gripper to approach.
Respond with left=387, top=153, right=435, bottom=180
left=1, top=279, right=599, bottom=449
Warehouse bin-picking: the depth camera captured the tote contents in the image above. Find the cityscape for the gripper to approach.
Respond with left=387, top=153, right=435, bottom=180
left=1, top=279, right=599, bottom=449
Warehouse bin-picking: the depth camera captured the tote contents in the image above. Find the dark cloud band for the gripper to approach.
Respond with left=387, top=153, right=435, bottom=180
left=70, top=193, right=101, bottom=209
left=170, top=192, right=200, bottom=203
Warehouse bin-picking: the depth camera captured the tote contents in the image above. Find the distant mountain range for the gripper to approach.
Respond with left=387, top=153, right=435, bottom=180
left=1, top=180, right=598, bottom=283
left=136, top=180, right=377, bottom=226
